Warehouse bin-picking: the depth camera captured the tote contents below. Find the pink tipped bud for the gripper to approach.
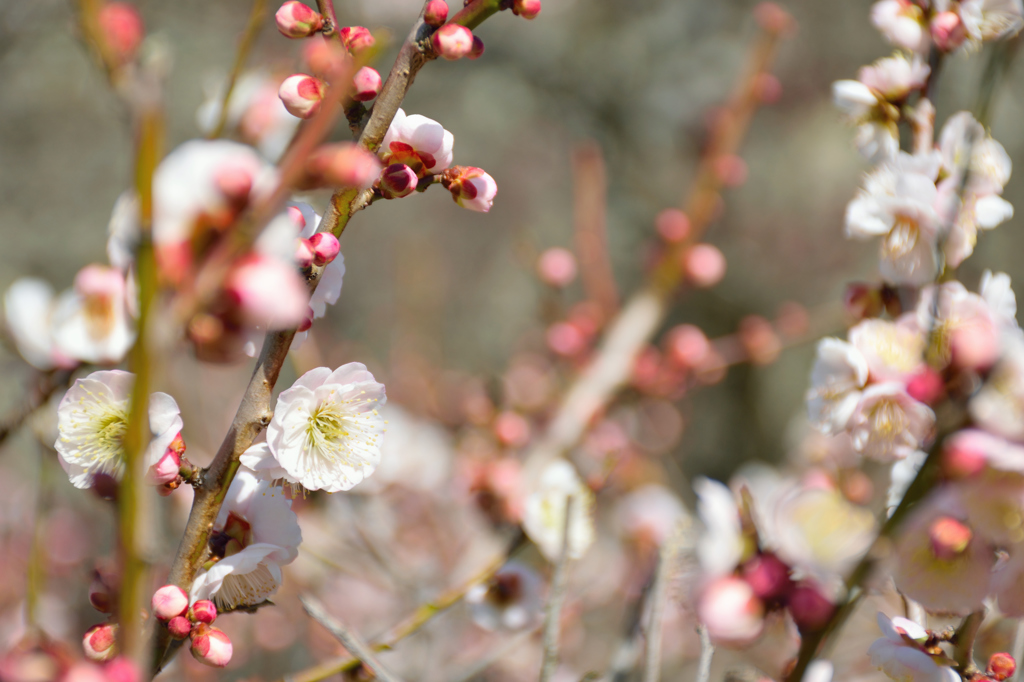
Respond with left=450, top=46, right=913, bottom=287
left=190, top=624, right=233, bottom=668
left=279, top=74, right=324, bottom=119
left=906, top=368, right=945, bottom=405
left=189, top=600, right=218, bottom=625
left=83, top=623, right=117, bottom=662
left=712, top=154, right=748, bottom=187
left=424, top=0, right=449, bottom=27
left=943, top=434, right=988, bottom=479
left=166, top=616, right=192, bottom=640
left=989, top=653, right=1017, bottom=681
left=339, top=26, right=375, bottom=55
left=309, top=232, right=341, bottom=266
left=468, top=35, right=485, bottom=59
left=929, top=516, right=972, bottom=560
left=432, top=24, right=474, bottom=60
left=742, top=553, right=792, bottom=601
left=512, top=0, right=542, bottom=19
left=681, top=244, right=726, bottom=288
left=295, top=238, right=315, bottom=269
left=494, top=411, right=531, bottom=447
left=441, top=166, right=498, bottom=212
left=665, top=324, right=709, bottom=369
left=547, top=321, right=587, bottom=357
left=104, top=658, right=140, bottom=682
left=287, top=205, right=307, bottom=230
left=537, top=248, right=578, bottom=287
left=788, top=583, right=833, bottom=632
left=97, top=3, right=144, bottom=63
left=275, top=1, right=324, bottom=38
left=303, top=39, right=349, bottom=77
left=351, top=66, right=382, bottom=102
left=655, top=208, right=690, bottom=243
left=307, top=143, right=383, bottom=190
left=151, top=585, right=189, bottom=621
left=380, top=163, right=419, bottom=199
left=298, top=306, right=314, bottom=333
left=147, top=447, right=181, bottom=485
left=931, top=11, right=966, bottom=51
left=752, top=73, right=782, bottom=104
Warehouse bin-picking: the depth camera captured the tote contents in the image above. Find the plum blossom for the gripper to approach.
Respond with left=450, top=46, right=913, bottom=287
left=51, top=265, right=135, bottom=366
left=971, top=334, right=1024, bottom=440
left=4, top=278, right=66, bottom=370
left=848, top=316, right=925, bottom=382
left=287, top=203, right=345, bottom=350
left=847, top=383, right=935, bottom=461
left=980, top=270, right=1019, bottom=328
left=443, top=166, right=498, bottom=213
left=960, top=0, right=1024, bottom=44
left=466, top=561, right=543, bottom=631
left=916, top=281, right=1000, bottom=370
left=263, top=363, right=387, bottom=493
left=522, top=459, right=595, bottom=561
left=868, top=612, right=960, bottom=682
left=806, top=338, right=869, bottom=435
left=55, top=370, right=183, bottom=489
left=190, top=469, right=301, bottom=610
left=380, top=108, right=454, bottom=177
left=871, top=0, right=929, bottom=52
left=694, top=477, right=746, bottom=576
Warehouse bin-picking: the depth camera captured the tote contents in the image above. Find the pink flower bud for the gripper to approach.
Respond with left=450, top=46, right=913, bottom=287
left=167, top=616, right=192, bottom=640
left=512, top=0, right=542, bottom=19
left=279, top=74, right=325, bottom=119
left=494, top=411, right=531, bottom=447
left=681, top=244, right=726, bottom=288
left=943, top=434, right=987, bottom=479
left=537, top=248, right=578, bottom=287
left=929, top=516, right=972, bottom=560
left=665, top=324, right=709, bottom=369
left=97, top=3, right=144, bottom=63
left=424, top=0, right=449, bottom=27
left=752, top=73, right=782, bottom=104
left=351, top=66, right=382, bottom=102
left=295, top=238, right=315, bottom=269
left=309, top=232, right=341, bottom=266
left=275, top=1, right=324, bottom=38
left=712, top=154, right=748, bottom=187
left=441, top=166, right=498, bottom=212
left=146, top=447, right=181, bottom=485
left=432, top=24, right=474, bottom=60
left=697, top=576, right=764, bottom=644
left=307, top=143, right=383, bottom=189
left=104, top=657, right=140, bottom=682
left=298, top=306, right=314, bottom=333
left=547, top=322, right=587, bottom=357
left=225, top=255, right=309, bottom=329
left=468, top=35, right=485, bottom=60
left=931, top=11, right=966, bottom=51
left=380, top=163, right=419, bottom=199
left=655, top=209, right=690, bottom=243
left=989, top=653, right=1016, bottom=681
left=151, top=585, right=189, bottom=621
left=906, top=368, right=944, bottom=405
left=190, top=624, right=233, bottom=668
left=788, top=583, right=833, bottom=632
left=189, top=599, right=218, bottom=625
left=303, top=39, right=349, bottom=77
left=83, top=623, right=117, bottom=662
left=742, top=554, right=792, bottom=601
left=287, top=205, right=307, bottom=230
left=339, top=26, right=375, bottom=55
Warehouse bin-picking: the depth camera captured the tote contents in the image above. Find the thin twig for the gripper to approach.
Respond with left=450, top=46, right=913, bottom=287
left=208, top=0, right=269, bottom=140
left=695, top=625, right=714, bottom=682
left=541, top=497, right=575, bottom=682
left=953, top=610, right=985, bottom=676
left=1010, top=619, right=1024, bottom=682
left=572, top=142, right=618, bottom=318
left=300, top=596, right=406, bottom=682
left=0, top=369, right=74, bottom=448
left=449, top=626, right=541, bottom=682
left=642, top=524, right=689, bottom=682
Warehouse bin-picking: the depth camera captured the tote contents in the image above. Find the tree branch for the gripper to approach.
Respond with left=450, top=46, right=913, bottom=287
left=300, top=596, right=406, bottom=682
left=540, top=498, right=574, bottom=682
left=208, top=0, right=269, bottom=140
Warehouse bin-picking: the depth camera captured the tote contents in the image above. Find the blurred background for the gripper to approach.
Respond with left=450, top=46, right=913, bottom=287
left=0, top=0, right=1022, bottom=680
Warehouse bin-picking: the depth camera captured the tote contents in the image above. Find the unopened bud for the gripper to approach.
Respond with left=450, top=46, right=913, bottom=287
left=468, top=35, right=485, bottom=60
left=665, top=324, right=709, bottom=369
left=98, top=3, right=144, bottom=63
left=83, top=623, right=118, bottom=662
left=537, top=248, right=578, bottom=287
left=929, top=516, right=972, bottom=560
left=147, top=447, right=181, bottom=485
left=189, top=599, right=218, bottom=625
left=379, top=163, right=419, bottom=199
left=712, top=154, right=748, bottom=187
left=165, top=615, right=192, bottom=640
left=906, top=368, right=945, bottom=405
left=432, top=24, right=474, bottom=60
left=276, top=1, right=324, bottom=38
left=931, top=11, right=966, bottom=51
left=151, top=585, right=189, bottom=621
left=279, top=74, right=325, bottom=119
left=441, top=166, right=498, bottom=213
left=742, top=553, right=792, bottom=601
left=103, top=657, right=140, bottom=682
left=298, top=306, right=315, bottom=333
left=656, top=208, right=690, bottom=243
left=306, top=143, right=383, bottom=189
left=788, top=583, right=833, bottom=632
left=681, top=244, right=726, bottom=288
left=494, top=411, right=531, bottom=448
left=309, top=232, right=341, bottom=266
left=339, top=26, right=375, bottom=55
left=424, top=0, right=449, bottom=27
left=295, top=238, right=315, bottom=269
left=351, top=66, right=381, bottom=102
left=190, top=624, right=233, bottom=668
left=547, top=322, right=587, bottom=357
left=989, top=653, right=1017, bottom=681
left=512, top=0, right=542, bottom=19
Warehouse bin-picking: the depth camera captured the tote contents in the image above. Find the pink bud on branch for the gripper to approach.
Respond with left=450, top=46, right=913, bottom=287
left=379, top=163, right=419, bottom=199
left=537, top=248, right=578, bottom=288
left=432, top=24, right=474, bottom=60
left=339, top=26, right=375, bottom=56
left=97, top=3, right=144, bottom=63
left=167, top=616, right=192, bottom=640
left=82, top=623, right=118, bottom=662
left=512, top=0, right=542, bottom=19
left=441, top=166, right=498, bottom=212
left=275, top=1, right=324, bottom=38
left=190, top=624, right=233, bottom=668
left=351, top=66, right=382, bottom=102
left=989, top=653, right=1017, bottom=681
left=309, top=232, right=341, bottom=266
left=151, top=585, right=189, bottom=621
left=279, top=74, right=325, bottom=119
left=424, top=0, right=449, bottom=27
left=189, top=599, right=218, bottom=625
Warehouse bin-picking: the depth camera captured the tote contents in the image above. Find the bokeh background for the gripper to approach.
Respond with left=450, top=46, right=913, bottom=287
left=0, top=0, right=1022, bottom=680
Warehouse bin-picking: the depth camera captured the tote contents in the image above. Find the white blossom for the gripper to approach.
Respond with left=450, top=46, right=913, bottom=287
left=961, top=0, right=1024, bottom=44
left=869, top=612, right=959, bottom=682
left=380, top=108, right=455, bottom=176
left=806, top=338, right=869, bottom=434
left=871, top=0, right=929, bottom=52
left=4, top=278, right=63, bottom=370
left=848, top=316, right=925, bottom=382
left=848, top=383, right=935, bottom=461
left=522, top=459, right=595, bottom=561
left=694, top=476, right=744, bottom=576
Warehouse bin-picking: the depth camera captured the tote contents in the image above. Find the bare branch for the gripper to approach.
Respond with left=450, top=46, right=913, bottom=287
left=541, top=497, right=574, bottom=682
left=695, top=625, right=714, bottom=682
left=642, top=524, right=689, bottom=682
left=300, top=596, right=406, bottom=682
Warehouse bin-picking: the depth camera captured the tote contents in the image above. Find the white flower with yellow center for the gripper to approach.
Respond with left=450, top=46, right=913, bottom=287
left=264, top=363, right=386, bottom=492
left=806, top=338, right=869, bottom=435
left=522, top=459, right=595, bottom=561
left=55, top=370, right=183, bottom=489
left=847, top=382, right=935, bottom=462
left=848, top=316, right=925, bottom=382
left=190, top=468, right=301, bottom=610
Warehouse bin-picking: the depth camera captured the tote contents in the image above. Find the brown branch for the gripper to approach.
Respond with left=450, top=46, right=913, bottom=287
left=300, top=596, right=406, bottom=682
left=954, top=610, right=985, bottom=676
left=0, top=369, right=74, bottom=448
left=572, top=142, right=618, bottom=318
